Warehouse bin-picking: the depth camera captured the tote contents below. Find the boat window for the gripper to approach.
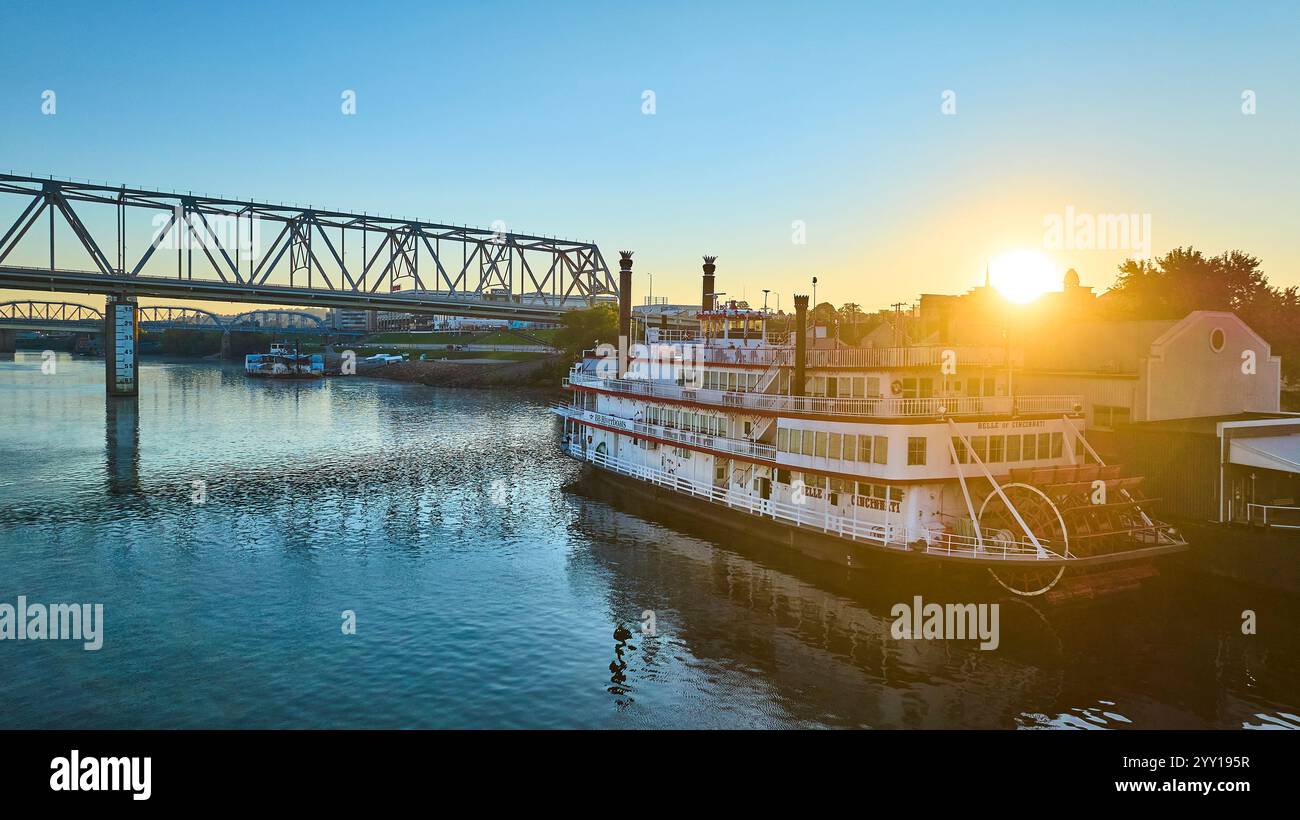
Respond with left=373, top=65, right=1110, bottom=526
left=1006, top=435, right=1021, bottom=461
left=907, top=437, right=927, bottom=466
left=1023, top=434, right=1037, bottom=460
left=988, top=435, right=1005, bottom=463
left=778, top=428, right=789, bottom=452
left=829, top=433, right=842, bottom=460
left=801, top=430, right=815, bottom=456
left=873, top=435, right=888, bottom=464
left=971, top=436, right=988, bottom=462
left=815, top=431, right=828, bottom=458
left=950, top=437, right=968, bottom=464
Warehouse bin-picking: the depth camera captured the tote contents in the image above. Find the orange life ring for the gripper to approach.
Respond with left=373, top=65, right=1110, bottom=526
left=890, top=380, right=903, bottom=396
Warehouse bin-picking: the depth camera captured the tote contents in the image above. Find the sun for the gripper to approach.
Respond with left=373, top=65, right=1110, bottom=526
left=988, top=249, right=1060, bottom=304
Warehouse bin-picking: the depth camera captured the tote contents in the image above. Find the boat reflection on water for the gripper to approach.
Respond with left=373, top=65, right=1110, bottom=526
left=564, top=472, right=1300, bottom=729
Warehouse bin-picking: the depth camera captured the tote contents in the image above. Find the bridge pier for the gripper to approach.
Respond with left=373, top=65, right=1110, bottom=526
left=0, top=328, right=14, bottom=356
left=220, top=331, right=232, bottom=360
left=105, top=295, right=138, bottom=395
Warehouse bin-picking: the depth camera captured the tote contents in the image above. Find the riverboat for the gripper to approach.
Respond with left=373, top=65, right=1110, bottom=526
left=553, top=254, right=1188, bottom=597
left=244, top=342, right=324, bottom=379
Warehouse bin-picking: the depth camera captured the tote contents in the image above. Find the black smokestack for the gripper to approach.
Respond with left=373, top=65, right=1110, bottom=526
left=618, top=251, right=633, bottom=344
left=702, top=256, right=717, bottom=312
left=793, top=294, right=809, bottom=398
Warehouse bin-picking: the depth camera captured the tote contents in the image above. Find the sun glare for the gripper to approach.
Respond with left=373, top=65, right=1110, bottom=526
left=988, top=249, right=1059, bottom=304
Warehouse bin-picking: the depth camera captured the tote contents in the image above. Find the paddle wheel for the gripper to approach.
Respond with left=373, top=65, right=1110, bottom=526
left=977, top=483, right=1069, bottom=596
left=983, top=465, right=1175, bottom=596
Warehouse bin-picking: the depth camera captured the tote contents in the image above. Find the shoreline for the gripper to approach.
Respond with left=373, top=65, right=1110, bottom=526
left=356, top=354, right=569, bottom=391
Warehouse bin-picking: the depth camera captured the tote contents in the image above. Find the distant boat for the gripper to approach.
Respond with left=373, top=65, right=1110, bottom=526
left=245, top=342, right=324, bottom=379
left=74, top=336, right=103, bottom=357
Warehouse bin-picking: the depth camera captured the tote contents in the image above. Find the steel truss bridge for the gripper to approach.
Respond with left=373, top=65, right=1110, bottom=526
left=0, top=300, right=362, bottom=336
left=0, top=174, right=616, bottom=322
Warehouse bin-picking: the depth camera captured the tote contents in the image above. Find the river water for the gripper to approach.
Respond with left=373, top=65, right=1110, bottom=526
left=1, top=353, right=1297, bottom=729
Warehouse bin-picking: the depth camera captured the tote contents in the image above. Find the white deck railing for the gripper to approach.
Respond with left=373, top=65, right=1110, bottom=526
left=1246, top=503, right=1300, bottom=530
left=566, top=371, right=1081, bottom=419
left=553, top=404, right=777, bottom=461
left=556, top=437, right=1063, bottom=561
left=804, top=345, right=1020, bottom=369
left=623, top=344, right=1019, bottom=369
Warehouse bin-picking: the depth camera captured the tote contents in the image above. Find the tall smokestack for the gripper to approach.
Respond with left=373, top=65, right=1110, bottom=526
left=618, top=251, right=633, bottom=344
left=701, top=256, right=717, bottom=312
left=793, top=294, right=809, bottom=398
left=617, top=251, right=634, bottom=377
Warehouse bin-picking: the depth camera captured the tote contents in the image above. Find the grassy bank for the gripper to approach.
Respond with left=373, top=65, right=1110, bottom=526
left=360, top=353, right=569, bottom=389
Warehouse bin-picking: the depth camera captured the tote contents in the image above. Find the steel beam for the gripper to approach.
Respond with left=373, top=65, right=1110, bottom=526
left=0, top=174, right=616, bottom=316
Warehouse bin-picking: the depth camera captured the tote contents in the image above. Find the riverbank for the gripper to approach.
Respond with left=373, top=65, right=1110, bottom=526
left=361, top=353, right=568, bottom=389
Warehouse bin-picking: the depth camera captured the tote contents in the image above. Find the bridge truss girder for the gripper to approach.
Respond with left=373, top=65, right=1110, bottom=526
left=0, top=174, right=616, bottom=314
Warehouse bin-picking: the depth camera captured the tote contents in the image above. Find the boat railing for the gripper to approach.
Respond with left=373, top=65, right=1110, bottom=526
left=638, top=344, right=1020, bottom=369
left=1246, top=503, right=1300, bottom=530
left=922, top=530, right=1063, bottom=560
left=553, top=404, right=777, bottom=460
left=804, top=345, right=1021, bottom=369
left=558, top=438, right=1066, bottom=560
left=646, top=329, right=702, bottom=343
left=566, top=371, right=1081, bottom=418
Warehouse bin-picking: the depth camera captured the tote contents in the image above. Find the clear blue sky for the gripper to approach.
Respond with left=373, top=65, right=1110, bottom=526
left=2, top=0, right=1297, bottom=309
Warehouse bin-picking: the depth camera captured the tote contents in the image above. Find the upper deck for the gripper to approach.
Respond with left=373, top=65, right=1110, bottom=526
left=566, top=370, right=1082, bottom=420
left=632, top=338, right=1022, bottom=370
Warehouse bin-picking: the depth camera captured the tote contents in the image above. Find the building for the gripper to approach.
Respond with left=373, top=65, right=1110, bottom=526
left=888, top=268, right=1298, bottom=588
left=1016, top=311, right=1281, bottom=447
left=329, top=308, right=377, bottom=334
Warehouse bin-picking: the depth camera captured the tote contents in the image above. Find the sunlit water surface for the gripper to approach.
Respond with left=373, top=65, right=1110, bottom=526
left=1, top=353, right=1297, bottom=729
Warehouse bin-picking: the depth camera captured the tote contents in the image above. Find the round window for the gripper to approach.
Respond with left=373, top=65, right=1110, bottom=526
left=1210, top=328, right=1226, bottom=352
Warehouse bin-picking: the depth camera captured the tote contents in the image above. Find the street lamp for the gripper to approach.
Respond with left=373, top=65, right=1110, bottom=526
left=646, top=270, right=653, bottom=305
left=762, top=289, right=770, bottom=311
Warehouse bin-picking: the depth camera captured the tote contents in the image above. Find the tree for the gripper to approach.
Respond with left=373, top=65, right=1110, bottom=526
left=554, top=303, right=619, bottom=359
left=811, top=301, right=839, bottom=332
left=1103, top=247, right=1299, bottom=380
left=1104, top=247, right=1268, bottom=319
left=838, top=303, right=865, bottom=324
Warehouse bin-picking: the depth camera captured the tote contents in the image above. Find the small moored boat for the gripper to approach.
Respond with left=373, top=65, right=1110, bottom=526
left=245, top=342, right=324, bottom=379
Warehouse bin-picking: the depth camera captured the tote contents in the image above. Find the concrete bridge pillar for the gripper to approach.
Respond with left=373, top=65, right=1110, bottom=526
left=220, top=330, right=232, bottom=359
left=105, top=295, right=138, bottom=395
left=0, top=328, right=14, bottom=355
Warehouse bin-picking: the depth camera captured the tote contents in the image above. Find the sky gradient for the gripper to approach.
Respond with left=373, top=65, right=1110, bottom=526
left=1, top=0, right=1298, bottom=312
